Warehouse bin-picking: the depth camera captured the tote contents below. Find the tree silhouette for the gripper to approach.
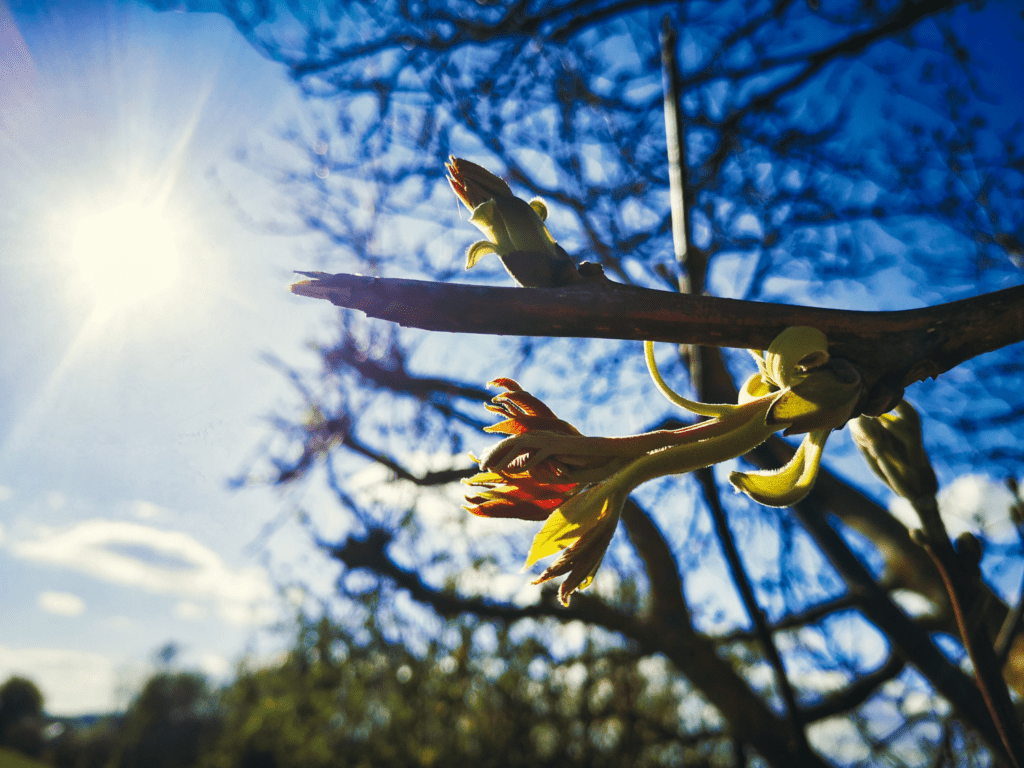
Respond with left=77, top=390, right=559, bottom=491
left=159, top=0, right=1024, bottom=764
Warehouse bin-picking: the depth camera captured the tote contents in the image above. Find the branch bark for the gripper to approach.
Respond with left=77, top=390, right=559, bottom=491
left=290, top=273, right=1024, bottom=396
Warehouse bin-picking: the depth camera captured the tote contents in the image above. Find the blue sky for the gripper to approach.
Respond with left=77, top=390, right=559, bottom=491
left=0, top=0, right=341, bottom=714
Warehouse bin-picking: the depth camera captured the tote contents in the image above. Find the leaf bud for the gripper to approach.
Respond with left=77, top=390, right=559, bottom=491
left=849, top=400, right=938, bottom=502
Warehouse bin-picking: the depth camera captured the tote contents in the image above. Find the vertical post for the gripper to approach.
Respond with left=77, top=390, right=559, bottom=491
left=660, top=18, right=704, bottom=389
left=660, top=18, right=698, bottom=294
left=661, top=15, right=808, bottom=761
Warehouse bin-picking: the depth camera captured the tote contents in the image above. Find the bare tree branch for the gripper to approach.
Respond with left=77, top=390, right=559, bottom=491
left=918, top=532, right=1024, bottom=768
left=291, top=273, right=1024, bottom=399
left=619, top=498, right=689, bottom=623
left=694, top=466, right=810, bottom=756
left=788, top=492, right=1013, bottom=764
left=800, top=653, right=905, bottom=724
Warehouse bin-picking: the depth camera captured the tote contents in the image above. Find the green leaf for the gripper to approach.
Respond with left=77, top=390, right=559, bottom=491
left=524, top=490, right=610, bottom=568
left=466, top=240, right=498, bottom=269
left=764, top=326, right=829, bottom=388
left=729, top=429, right=828, bottom=507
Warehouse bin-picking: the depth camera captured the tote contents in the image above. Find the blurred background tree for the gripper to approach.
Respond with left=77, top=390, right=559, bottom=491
left=109, top=671, right=221, bottom=768
left=36, top=669, right=219, bottom=768
left=144, top=0, right=1024, bottom=765
left=0, top=676, right=45, bottom=760
left=200, top=608, right=711, bottom=768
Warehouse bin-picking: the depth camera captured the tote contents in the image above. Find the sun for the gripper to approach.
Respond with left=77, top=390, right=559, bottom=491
left=68, top=199, right=185, bottom=316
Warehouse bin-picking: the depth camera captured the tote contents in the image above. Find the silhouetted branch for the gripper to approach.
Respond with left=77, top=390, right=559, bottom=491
left=752, top=435, right=948, bottom=606
left=695, top=466, right=809, bottom=756
left=327, top=528, right=833, bottom=768
left=619, top=498, right=689, bottom=624
left=343, top=436, right=474, bottom=487
left=716, top=594, right=863, bottom=644
left=917, top=532, right=1024, bottom=768
left=800, top=653, right=906, bottom=723
left=790, top=498, right=1013, bottom=764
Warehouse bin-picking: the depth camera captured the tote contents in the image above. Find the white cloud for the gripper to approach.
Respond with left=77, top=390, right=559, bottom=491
left=0, top=645, right=115, bottom=715
left=38, top=591, right=86, bottom=617
left=11, top=518, right=277, bottom=626
left=807, top=717, right=870, bottom=763
left=0, top=485, right=12, bottom=502
left=132, top=500, right=167, bottom=521
left=197, top=652, right=230, bottom=678
left=890, top=474, right=1017, bottom=540
left=108, top=616, right=136, bottom=631
left=174, top=600, right=207, bottom=621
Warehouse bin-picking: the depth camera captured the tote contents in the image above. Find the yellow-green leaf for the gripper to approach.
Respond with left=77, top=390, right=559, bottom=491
left=738, top=372, right=772, bottom=404
left=764, top=326, right=829, bottom=388
left=729, top=429, right=828, bottom=507
left=766, top=389, right=820, bottom=426
left=768, top=366, right=861, bottom=434
left=503, top=196, right=558, bottom=253
left=524, top=491, right=610, bottom=568
left=466, top=240, right=498, bottom=269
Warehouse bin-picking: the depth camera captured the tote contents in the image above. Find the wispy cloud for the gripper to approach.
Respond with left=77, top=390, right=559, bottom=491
left=38, top=591, right=86, bottom=617
left=11, top=519, right=276, bottom=626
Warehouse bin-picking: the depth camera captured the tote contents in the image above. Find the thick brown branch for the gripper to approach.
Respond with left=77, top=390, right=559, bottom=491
left=290, top=273, right=1024, bottom=394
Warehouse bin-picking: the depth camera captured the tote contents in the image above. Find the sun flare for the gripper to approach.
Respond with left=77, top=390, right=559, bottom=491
left=68, top=200, right=184, bottom=315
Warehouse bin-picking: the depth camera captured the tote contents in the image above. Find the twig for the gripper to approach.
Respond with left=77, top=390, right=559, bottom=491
left=788, top=495, right=1015, bottom=766
left=717, top=593, right=863, bottom=642
left=908, top=482, right=1024, bottom=768
left=918, top=535, right=1024, bottom=768
left=799, top=653, right=905, bottom=723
